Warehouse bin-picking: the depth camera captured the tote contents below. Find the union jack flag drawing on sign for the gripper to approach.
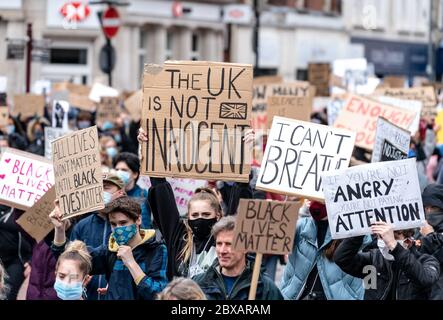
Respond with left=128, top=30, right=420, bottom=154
left=219, top=103, right=248, bottom=120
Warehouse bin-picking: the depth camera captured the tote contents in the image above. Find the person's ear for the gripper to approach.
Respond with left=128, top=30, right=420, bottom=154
left=136, top=216, right=142, bottom=227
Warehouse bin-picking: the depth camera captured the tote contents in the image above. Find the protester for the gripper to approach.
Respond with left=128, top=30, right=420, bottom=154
left=100, top=136, right=118, bottom=168
left=26, top=116, right=50, bottom=156
left=50, top=196, right=168, bottom=300
left=0, top=259, right=8, bottom=300
left=53, top=240, right=92, bottom=300
left=418, top=183, right=443, bottom=299
left=334, top=221, right=440, bottom=300
left=194, top=216, right=283, bottom=300
left=68, top=173, right=125, bottom=300
left=114, top=152, right=151, bottom=228
left=157, top=277, right=206, bottom=300
left=280, top=201, right=369, bottom=300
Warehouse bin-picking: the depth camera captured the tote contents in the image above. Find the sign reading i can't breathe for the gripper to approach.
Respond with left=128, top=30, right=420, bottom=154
left=322, top=158, right=425, bottom=239
left=233, top=199, right=301, bottom=254
left=256, top=116, right=355, bottom=201
left=141, top=61, right=253, bottom=182
left=52, top=126, right=104, bottom=220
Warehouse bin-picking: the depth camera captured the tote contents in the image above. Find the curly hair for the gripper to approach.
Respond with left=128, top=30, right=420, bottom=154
left=105, top=196, right=141, bottom=221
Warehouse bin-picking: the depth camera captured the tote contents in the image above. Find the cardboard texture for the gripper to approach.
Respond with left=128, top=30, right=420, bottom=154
left=16, top=187, right=56, bottom=242
left=371, top=117, right=411, bottom=163
left=44, top=127, right=72, bottom=159
left=256, top=116, right=356, bottom=201
left=374, top=87, right=437, bottom=119
left=233, top=199, right=301, bottom=255
left=52, top=126, right=104, bottom=220
left=0, top=107, right=9, bottom=127
left=334, top=94, right=416, bottom=150
left=322, top=158, right=425, bottom=239
left=13, top=94, right=45, bottom=118
left=97, top=96, right=121, bottom=125
left=124, top=90, right=143, bottom=122
left=266, top=95, right=312, bottom=129
left=383, top=76, right=406, bottom=88
left=0, top=148, right=54, bottom=210
left=308, top=63, right=331, bottom=97
left=141, top=61, right=253, bottom=182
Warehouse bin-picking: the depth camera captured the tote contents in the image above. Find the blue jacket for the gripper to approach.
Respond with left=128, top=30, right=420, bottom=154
left=280, top=217, right=370, bottom=300
left=127, top=185, right=151, bottom=229
left=70, top=213, right=111, bottom=300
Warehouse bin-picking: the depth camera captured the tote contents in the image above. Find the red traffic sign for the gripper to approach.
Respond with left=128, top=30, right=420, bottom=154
left=102, top=6, right=120, bottom=39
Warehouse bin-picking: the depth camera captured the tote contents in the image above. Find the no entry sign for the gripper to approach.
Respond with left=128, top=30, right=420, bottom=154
left=102, top=6, right=120, bottom=39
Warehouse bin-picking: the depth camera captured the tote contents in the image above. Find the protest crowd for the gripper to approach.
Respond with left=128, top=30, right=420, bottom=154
left=2, top=60, right=443, bottom=302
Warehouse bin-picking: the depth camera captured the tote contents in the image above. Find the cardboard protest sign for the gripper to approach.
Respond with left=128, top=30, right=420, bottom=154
left=0, top=107, right=8, bottom=127
left=52, top=100, right=69, bottom=129
left=256, top=116, right=356, bottom=201
left=372, top=117, right=411, bottom=163
left=13, top=94, right=45, bottom=118
left=308, top=63, right=330, bottom=97
left=0, top=148, right=54, bottom=210
left=383, top=76, right=406, bottom=88
left=334, top=94, right=416, bottom=150
left=89, top=83, right=119, bottom=103
left=377, top=96, right=421, bottom=135
left=97, top=97, right=121, bottom=125
left=233, top=199, right=301, bottom=254
left=16, top=187, right=56, bottom=242
left=44, top=127, right=72, bottom=159
left=124, top=90, right=142, bottom=122
left=266, top=95, right=311, bottom=129
left=374, top=87, right=437, bottom=119
left=322, top=158, right=425, bottom=239
left=141, top=61, right=253, bottom=182
left=66, top=83, right=94, bottom=111
left=52, top=126, right=104, bottom=219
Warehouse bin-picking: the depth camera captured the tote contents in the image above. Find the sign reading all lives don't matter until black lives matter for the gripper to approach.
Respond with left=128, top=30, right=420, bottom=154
left=141, top=61, right=253, bottom=182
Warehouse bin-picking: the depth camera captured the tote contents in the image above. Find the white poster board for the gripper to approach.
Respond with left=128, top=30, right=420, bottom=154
left=322, top=158, right=425, bottom=239
left=89, top=83, right=119, bottom=103
left=372, top=117, right=411, bottom=163
left=52, top=100, right=70, bottom=130
left=377, top=96, right=422, bottom=135
left=256, top=116, right=356, bottom=201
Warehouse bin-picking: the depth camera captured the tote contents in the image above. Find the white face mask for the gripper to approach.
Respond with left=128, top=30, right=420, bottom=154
left=377, top=239, right=407, bottom=261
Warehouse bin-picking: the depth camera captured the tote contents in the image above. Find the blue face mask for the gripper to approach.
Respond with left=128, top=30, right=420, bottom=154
left=106, top=147, right=118, bottom=159
left=54, top=278, right=84, bottom=300
left=6, top=125, right=15, bottom=135
left=102, top=121, right=114, bottom=131
left=114, top=134, right=122, bottom=144
left=116, top=170, right=130, bottom=186
left=78, top=121, right=91, bottom=129
left=103, top=191, right=113, bottom=205
left=112, top=224, right=137, bottom=246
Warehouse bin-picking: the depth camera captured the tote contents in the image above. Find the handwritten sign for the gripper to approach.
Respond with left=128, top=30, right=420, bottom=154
left=266, top=95, right=311, bottom=129
left=372, top=117, right=410, bottom=163
left=16, top=187, right=56, bottom=242
left=308, top=63, right=330, bottom=97
left=141, top=61, right=253, bottom=182
left=52, top=126, right=104, bottom=220
left=13, top=94, right=45, bottom=118
left=377, top=96, right=421, bottom=135
left=256, top=116, right=355, bottom=201
left=97, top=97, right=121, bottom=125
left=322, top=158, right=425, bottom=239
left=44, top=127, right=72, bottom=160
left=0, top=148, right=54, bottom=210
left=374, top=87, right=437, bottom=119
left=233, top=199, right=301, bottom=254
left=334, top=94, right=416, bottom=150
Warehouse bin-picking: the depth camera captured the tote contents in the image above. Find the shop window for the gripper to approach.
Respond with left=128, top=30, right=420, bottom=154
left=49, top=48, right=87, bottom=64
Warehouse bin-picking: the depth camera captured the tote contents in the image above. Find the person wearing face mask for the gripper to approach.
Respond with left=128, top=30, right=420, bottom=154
left=417, top=183, right=443, bottom=299
left=68, top=173, right=125, bottom=300
left=280, top=201, right=371, bottom=300
left=53, top=240, right=92, bottom=300
left=114, top=152, right=151, bottom=229
left=50, top=196, right=168, bottom=300
left=334, top=221, right=440, bottom=300
left=26, top=116, right=50, bottom=156
left=100, top=136, right=119, bottom=168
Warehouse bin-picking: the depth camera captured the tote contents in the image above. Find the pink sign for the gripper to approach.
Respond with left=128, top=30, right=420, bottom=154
left=0, top=148, right=55, bottom=210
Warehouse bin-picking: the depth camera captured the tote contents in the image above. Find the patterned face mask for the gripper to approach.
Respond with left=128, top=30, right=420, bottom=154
left=112, top=224, right=137, bottom=246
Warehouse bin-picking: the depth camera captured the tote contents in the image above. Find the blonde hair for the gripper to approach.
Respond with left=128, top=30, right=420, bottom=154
left=179, top=188, right=223, bottom=264
left=0, top=260, right=8, bottom=300
left=157, top=277, right=206, bottom=300
left=56, top=241, right=92, bottom=278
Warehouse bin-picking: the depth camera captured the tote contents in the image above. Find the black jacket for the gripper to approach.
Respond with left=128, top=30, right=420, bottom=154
left=193, top=259, right=283, bottom=300
left=148, top=177, right=252, bottom=280
left=334, top=236, right=440, bottom=300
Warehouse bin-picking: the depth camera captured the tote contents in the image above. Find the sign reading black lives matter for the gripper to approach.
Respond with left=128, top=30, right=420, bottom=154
left=371, top=117, right=410, bottom=163
left=52, top=126, right=104, bottom=220
left=322, top=158, right=425, bottom=239
left=256, top=116, right=356, bottom=201
left=233, top=199, right=301, bottom=255
left=141, top=61, right=253, bottom=182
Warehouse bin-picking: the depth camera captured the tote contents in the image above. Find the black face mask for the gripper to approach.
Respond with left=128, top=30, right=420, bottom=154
left=427, top=212, right=443, bottom=232
left=188, top=218, right=217, bottom=241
